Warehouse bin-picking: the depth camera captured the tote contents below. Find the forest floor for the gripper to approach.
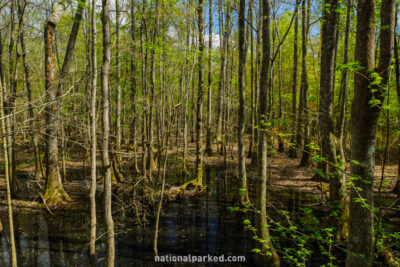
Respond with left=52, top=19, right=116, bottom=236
left=0, top=140, right=398, bottom=213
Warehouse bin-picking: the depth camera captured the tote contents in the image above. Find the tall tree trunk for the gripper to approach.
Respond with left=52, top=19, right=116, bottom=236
left=89, top=0, right=97, bottom=259
left=346, top=0, right=395, bottom=265
left=288, top=4, right=298, bottom=158
left=299, top=0, right=311, bottom=167
left=196, top=0, right=204, bottom=185
left=248, top=0, right=255, bottom=159
left=115, top=0, right=121, bottom=159
left=216, top=0, right=225, bottom=146
left=7, top=0, right=18, bottom=194
left=0, top=46, right=17, bottom=267
left=148, top=0, right=160, bottom=182
left=336, top=0, right=352, bottom=169
left=101, top=0, right=115, bottom=264
left=140, top=1, right=147, bottom=177
left=130, top=0, right=139, bottom=173
left=205, top=0, right=213, bottom=155
left=394, top=7, right=400, bottom=195
left=43, top=1, right=71, bottom=205
left=255, top=1, right=280, bottom=266
left=19, top=0, right=44, bottom=180
left=319, top=0, right=347, bottom=240
left=238, top=0, right=248, bottom=204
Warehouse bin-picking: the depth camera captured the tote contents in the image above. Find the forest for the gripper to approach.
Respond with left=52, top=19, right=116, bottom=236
left=0, top=0, right=399, bottom=266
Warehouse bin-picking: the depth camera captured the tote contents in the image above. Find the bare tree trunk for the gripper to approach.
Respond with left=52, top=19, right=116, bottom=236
left=254, top=1, right=280, bottom=266
left=115, top=0, right=121, bottom=159
left=19, top=0, right=44, bottom=180
left=196, top=0, right=204, bottom=185
left=0, top=50, right=17, bottom=267
left=101, top=0, right=115, bottom=264
left=336, top=0, right=352, bottom=169
left=288, top=4, right=298, bottom=158
left=248, top=0, right=255, bottom=159
left=299, top=0, right=311, bottom=167
left=216, top=0, right=226, bottom=146
left=43, top=1, right=71, bottom=205
left=394, top=7, right=400, bottom=195
left=346, top=0, right=395, bottom=265
left=148, top=0, right=160, bottom=182
left=130, top=0, right=140, bottom=173
left=238, top=0, right=248, bottom=204
left=319, top=0, right=347, bottom=240
left=140, top=1, right=147, bottom=177
left=89, top=0, right=97, bottom=259
left=7, top=0, right=18, bottom=194
left=205, top=0, right=213, bottom=156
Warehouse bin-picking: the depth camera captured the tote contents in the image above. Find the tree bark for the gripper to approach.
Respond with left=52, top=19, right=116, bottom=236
left=101, top=0, right=115, bottom=264
left=130, top=0, right=140, bottom=173
left=288, top=4, right=298, bottom=158
left=238, top=0, right=248, bottom=204
left=205, top=0, right=213, bottom=156
left=196, top=0, right=204, bottom=184
left=254, top=1, right=280, bottom=266
left=346, top=0, right=395, bottom=265
left=89, top=0, right=97, bottom=259
left=299, top=0, right=311, bottom=167
left=19, top=0, right=44, bottom=180
left=43, top=1, right=71, bottom=205
left=319, top=0, right=347, bottom=239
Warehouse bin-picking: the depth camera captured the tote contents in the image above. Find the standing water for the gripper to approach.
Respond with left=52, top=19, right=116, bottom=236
left=0, top=167, right=255, bottom=266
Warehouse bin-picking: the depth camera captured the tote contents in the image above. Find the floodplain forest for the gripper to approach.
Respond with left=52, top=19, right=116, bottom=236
left=0, top=0, right=400, bottom=266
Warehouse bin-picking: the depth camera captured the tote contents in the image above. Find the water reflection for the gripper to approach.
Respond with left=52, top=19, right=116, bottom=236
left=1, top=167, right=256, bottom=266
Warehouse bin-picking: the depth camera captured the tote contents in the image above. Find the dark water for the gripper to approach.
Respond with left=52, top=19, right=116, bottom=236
left=0, top=168, right=255, bottom=266
left=1, top=167, right=398, bottom=266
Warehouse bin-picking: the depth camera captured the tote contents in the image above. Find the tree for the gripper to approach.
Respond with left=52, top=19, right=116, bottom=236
left=89, top=0, right=97, bottom=259
left=43, top=1, right=71, bottom=205
left=318, top=0, right=347, bottom=239
left=196, top=0, right=204, bottom=185
left=346, top=0, right=395, bottom=265
left=205, top=0, right=213, bottom=156
left=101, top=0, right=115, bottom=264
left=238, top=0, right=248, bottom=204
left=299, top=0, right=311, bottom=167
left=254, top=1, right=280, bottom=265
left=288, top=3, right=299, bottom=159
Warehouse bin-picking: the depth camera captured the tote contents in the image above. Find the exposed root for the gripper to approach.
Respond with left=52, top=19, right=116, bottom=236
left=43, top=185, right=71, bottom=206
left=180, top=179, right=206, bottom=193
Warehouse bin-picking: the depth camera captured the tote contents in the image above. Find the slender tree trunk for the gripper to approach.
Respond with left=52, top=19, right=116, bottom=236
left=216, top=0, right=226, bottom=146
left=140, top=1, right=147, bottom=177
left=394, top=8, right=400, bottom=195
left=196, top=0, right=204, bottom=185
left=238, top=0, right=248, bottom=204
left=255, top=1, right=280, bottom=266
left=115, top=0, right=121, bottom=159
left=89, top=0, right=97, bottom=259
left=288, top=4, right=298, bottom=158
left=319, top=0, right=347, bottom=239
left=336, top=0, right=352, bottom=168
left=248, top=0, right=255, bottom=158
left=205, top=0, right=213, bottom=155
left=0, top=51, right=17, bottom=267
left=19, top=0, right=44, bottom=180
left=346, top=0, right=395, bottom=265
left=101, top=0, right=115, bottom=264
left=148, top=0, right=160, bottom=182
left=130, top=0, right=139, bottom=173
left=7, top=0, right=18, bottom=194
left=183, top=19, right=190, bottom=171
left=299, top=0, right=311, bottom=167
